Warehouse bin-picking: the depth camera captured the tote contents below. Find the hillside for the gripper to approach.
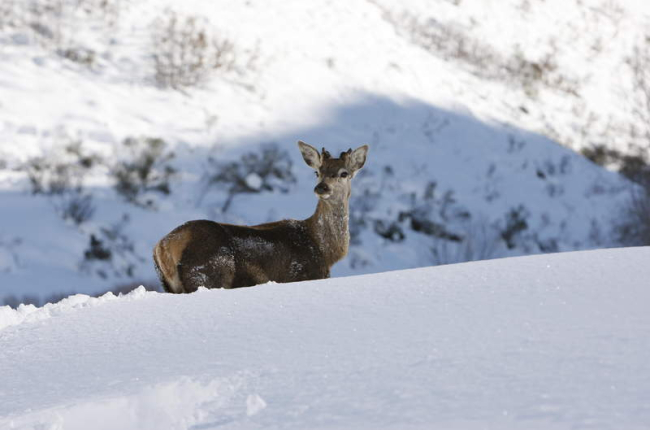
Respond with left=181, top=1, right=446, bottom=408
left=1, top=247, right=649, bottom=429
left=1, top=0, right=649, bottom=301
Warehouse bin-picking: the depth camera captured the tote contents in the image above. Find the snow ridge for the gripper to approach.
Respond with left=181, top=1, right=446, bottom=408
left=0, top=285, right=154, bottom=331
left=1, top=248, right=649, bottom=430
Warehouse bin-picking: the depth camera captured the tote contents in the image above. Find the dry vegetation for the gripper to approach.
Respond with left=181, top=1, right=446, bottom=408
left=152, top=10, right=237, bottom=89
left=378, top=7, right=580, bottom=98
left=112, top=137, right=177, bottom=208
left=201, top=144, right=296, bottom=212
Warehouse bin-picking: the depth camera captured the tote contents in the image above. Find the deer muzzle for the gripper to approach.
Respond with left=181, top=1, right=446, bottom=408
left=314, top=182, right=331, bottom=197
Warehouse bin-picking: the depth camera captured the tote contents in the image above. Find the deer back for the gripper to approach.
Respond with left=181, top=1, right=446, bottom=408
left=153, top=219, right=329, bottom=293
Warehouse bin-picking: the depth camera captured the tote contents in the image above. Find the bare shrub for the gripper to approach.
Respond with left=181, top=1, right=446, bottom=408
left=582, top=143, right=650, bottom=247
left=61, top=193, right=96, bottom=225
left=24, top=140, right=99, bottom=196
left=386, top=12, right=497, bottom=71
left=400, top=183, right=500, bottom=265
left=350, top=175, right=469, bottom=247
left=626, top=35, right=650, bottom=148
left=620, top=34, right=650, bottom=182
left=80, top=214, right=143, bottom=279
left=77, top=0, right=122, bottom=27
left=24, top=155, right=70, bottom=195
left=112, top=136, right=176, bottom=208
left=500, top=205, right=529, bottom=249
left=373, top=219, right=406, bottom=242
left=201, top=144, right=296, bottom=212
left=0, top=1, right=20, bottom=31
left=57, top=46, right=96, bottom=66
left=615, top=187, right=650, bottom=246
left=606, top=35, right=650, bottom=246
left=399, top=181, right=467, bottom=242
left=351, top=169, right=562, bottom=264
left=23, top=140, right=99, bottom=225
left=581, top=143, right=614, bottom=167
left=380, top=8, right=579, bottom=96
left=152, top=10, right=236, bottom=89
left=2, top=0, right=121, bottom=48
left=582, top=144, right=650, bottom=181
left=351, top=174, right=500, bottom=265
left=506, top=45, right=573, bottom=97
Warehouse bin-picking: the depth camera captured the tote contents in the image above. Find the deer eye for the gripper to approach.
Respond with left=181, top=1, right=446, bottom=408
left=340, top=171, right=349, bottom=178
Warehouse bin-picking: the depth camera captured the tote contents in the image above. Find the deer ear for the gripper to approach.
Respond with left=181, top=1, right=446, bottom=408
left=298, top=140, right=321, bottom=169
left=347, top=145, right=368, bottom=173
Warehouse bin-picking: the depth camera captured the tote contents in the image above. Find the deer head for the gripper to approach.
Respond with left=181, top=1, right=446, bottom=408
left=298, top=141, right=368, bottom=202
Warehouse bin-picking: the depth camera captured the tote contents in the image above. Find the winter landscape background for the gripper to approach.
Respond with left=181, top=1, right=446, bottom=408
left=1, top=0, right=649, bottom=303
left=1, top=1, right=650, bottom=429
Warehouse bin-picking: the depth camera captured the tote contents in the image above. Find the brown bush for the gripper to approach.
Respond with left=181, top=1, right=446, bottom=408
left=152, top=10, right=236, bottom=89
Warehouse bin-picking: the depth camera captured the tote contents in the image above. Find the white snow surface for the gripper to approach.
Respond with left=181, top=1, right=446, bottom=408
left=1, top=247, right=649, bottom=430
left=0, top=285, right=152, bottom=332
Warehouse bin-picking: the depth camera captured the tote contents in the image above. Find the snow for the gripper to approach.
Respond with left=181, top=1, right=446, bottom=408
left=0, top=285, right=152, bottom=332
left=245, top=173, right=263, bottom=191
left=1, top=247, right=649, bottom=429
left=1, top=2, right=649, bottom=424
left=0, top=0, right=647, bottom=302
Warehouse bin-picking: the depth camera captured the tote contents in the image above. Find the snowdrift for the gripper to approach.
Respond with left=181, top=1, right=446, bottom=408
left=1, top=247, right=649, bottom=429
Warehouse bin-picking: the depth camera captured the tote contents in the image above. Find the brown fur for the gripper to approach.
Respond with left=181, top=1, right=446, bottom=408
left=153, top=141, right=368, bottom=293
left=153, top=229, right=192, bottom=293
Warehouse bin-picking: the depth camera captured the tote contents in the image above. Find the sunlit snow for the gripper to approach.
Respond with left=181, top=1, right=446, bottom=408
left=1, top=248, right=649, bottom=429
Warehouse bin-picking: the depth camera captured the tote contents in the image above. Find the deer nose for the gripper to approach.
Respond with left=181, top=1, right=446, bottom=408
left=314, top=182, right=330, bottom=195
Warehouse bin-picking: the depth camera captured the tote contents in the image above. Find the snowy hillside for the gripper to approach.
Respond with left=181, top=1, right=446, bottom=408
left=1, top=0, right=649, bottom=301
left=1, top=247, right=649, bottom=429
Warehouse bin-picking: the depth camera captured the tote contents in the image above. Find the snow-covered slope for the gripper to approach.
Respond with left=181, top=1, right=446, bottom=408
left=1, top=247, right=649, bottom=430
left=0, top=0, right=647, bottom=301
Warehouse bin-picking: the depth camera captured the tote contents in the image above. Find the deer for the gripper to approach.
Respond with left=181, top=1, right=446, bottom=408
left=153, top=141, right=369, bottom=293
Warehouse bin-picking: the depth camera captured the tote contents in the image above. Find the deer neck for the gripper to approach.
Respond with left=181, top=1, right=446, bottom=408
left=306, top=197, right=350, bottom=267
